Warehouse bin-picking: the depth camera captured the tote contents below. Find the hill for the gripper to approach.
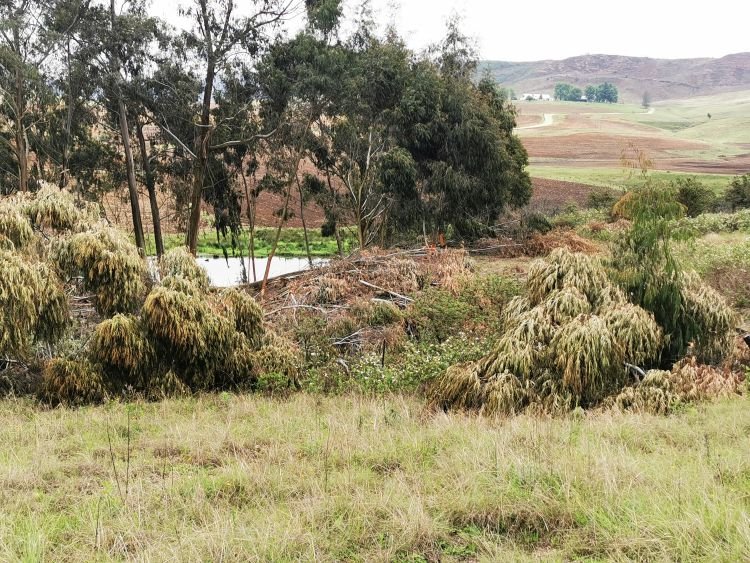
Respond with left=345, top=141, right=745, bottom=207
left=481, top=53, right=750, bottom=102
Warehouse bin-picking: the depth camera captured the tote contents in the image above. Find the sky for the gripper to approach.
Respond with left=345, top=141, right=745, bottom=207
left=154, top=0, right=750, bottom=62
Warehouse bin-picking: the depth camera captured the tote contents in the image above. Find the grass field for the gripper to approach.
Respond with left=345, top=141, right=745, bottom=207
left=527, top=165, right=735, bottom=193
left=143, top=227, right=356, bottom=258
left=1, top=394, right=749, bottom=561
left=516, top=91, right=750, bottom=182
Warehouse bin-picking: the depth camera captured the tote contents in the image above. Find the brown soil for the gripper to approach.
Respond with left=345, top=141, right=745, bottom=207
left=521, top=132, right=707, bottom=161
left=527, top=177, right=599, bottom=212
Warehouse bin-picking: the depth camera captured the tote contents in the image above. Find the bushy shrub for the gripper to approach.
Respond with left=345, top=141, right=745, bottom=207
left=0, top=204, right=33, bottom=248
left=520, top=212, right=552, bottom=235
left=410, top=288, right=473, bottom=343
left=587, top=188, right=620, bottom=210
left=724, top=174, right=750, bottom=211
left=89, top=314, right=155, bottom=386
left=56, top=227, right=146, bottom=316
left=550, top=314, right=622, bottom=399
left=682, top=209, right=750, bottom=234
left=432, top=241, right=733, bottom=416
left=0, top=251, right=68, bottom=358
left=613, top=181, right=732, bottom=365
left=40, top=358, right=106, bottom=406
left=673, top=177, right=716, bottom=217
left=221, top=288, right=265, bottom=348
left=25, top=184, right=85, bottom=231
left=159, top=247, right=210, bottom=292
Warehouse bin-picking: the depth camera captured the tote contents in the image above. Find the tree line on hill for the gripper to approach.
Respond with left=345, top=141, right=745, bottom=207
left=0, top=0, right=531, bottom=258
left=554, top=82, right=618, bottom=103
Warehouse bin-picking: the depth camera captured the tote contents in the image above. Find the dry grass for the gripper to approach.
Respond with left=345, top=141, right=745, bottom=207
left=0, top=393, right=748, bottom=561
left=525, top=228, right=601, bottom=256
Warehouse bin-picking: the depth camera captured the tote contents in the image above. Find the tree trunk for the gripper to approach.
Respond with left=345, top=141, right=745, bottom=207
left=186, top=56, right=216, bottom=255
left=118, top=98, right=146, bottom=254
left=60, top=38, right=75, bottom=188
left=110, top=0, right=145, bottom=254
left=13, top=29, right=28, bottom=193
left=325, top=169, right=344, bottom=257
left=240, top=170, right=257, bottom=283
left=296, top=173, right=313, bottom=267
left=261, top=186, right=292, bottom=296
left=136, top=120, right=164, bottom=258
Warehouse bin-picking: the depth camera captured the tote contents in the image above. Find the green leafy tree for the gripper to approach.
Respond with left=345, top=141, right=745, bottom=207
left=387, top=24, right=531, bottom=241
left=0, top=0, right=67, bottom=192
left=585, top=85, right=597, bottom=102
left=724, top=174, right=750, bottom=210
left=181, top=0, right=297, bottom=256
left=612, top=180, right=704, bottom=366
left=673, top=177, right=715, bottom=217
left=554, top=83, right=572, bottom=101
left=596, top=82, right=618, bottom=103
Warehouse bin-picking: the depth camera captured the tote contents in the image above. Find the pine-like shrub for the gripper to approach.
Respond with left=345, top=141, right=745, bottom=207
left=0, top=204, right=33, bottom=248
left=25, top=184, right=82, bottom=231
left=89, top=314, right=155, bottom=386
left=40, top=358, right=106, bottom=406
left=0, top=251, right=68, bottom=357
left=159, top=247, right=210, bottom=292
left=221, top=288, right=265, bottom=348
left=56, top=227, right=146, bottom=316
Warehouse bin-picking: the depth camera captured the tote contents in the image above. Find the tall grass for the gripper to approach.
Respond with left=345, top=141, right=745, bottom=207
left=0, top=394, right=748, bottom=560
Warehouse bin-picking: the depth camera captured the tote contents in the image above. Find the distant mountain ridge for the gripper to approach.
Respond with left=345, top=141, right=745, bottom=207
left=481, top=53, right=750, bottom=102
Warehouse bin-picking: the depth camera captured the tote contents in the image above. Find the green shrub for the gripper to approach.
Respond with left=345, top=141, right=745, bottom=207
left=55, top=227, right=147, bottom=316
left=0, top=251, right=69, bottom=358
left=40, top=358, right=106, bottom=406
left=89, top=314, right=155, bottom=386
left=724, top=174, right=750, bottom=211
left=0, top=205, right=33, bottom=248
left=159, top=247, right=210, bottom=291
left=520, top=212, right=552, bottom=235
left=674, top=177, right=716, bottom=217
left=410, top=288, right=473, bottom=343
left=682, top=210, right=750, bottom=234
left=587, top=188, right=620, bottom=210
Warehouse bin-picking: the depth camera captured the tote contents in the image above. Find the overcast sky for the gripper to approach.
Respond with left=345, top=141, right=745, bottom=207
left=155, top=0, right=750, bottom=62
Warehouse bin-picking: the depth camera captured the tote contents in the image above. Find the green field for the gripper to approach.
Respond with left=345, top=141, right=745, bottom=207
left=1, top=394, right=748, bottom=561
left=626, top=90, right=750, bottom=147
left=519, top=90, right=750, bottom=187
left=528, top=165, right=735, bottom=192
left=143, top=227, right=357, bottom=258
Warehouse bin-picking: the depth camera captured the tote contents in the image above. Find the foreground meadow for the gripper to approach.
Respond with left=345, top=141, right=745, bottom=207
left=1, top=394, right=748, bottom=561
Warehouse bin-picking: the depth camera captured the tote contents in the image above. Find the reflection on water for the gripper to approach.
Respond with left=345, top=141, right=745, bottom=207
left=198, top=256, right=329, bottom=287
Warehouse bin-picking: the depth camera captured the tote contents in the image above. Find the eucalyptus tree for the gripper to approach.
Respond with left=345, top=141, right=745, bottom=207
left=255, top=0, right=345, bottom=268
left=75, top=0, right=161, bottom=253
left=386, top=27, right=532, bottom=241
left=0, top=0, right=80, bottom=192
left=179, top=0, right=299, bottom=256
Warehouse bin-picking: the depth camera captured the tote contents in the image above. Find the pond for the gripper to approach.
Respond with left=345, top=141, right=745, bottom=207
left=197, top=256, right=330, bottom=287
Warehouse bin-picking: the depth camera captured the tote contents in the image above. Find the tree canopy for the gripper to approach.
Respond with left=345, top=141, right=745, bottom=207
left=0, top=1, right=532, bottom=254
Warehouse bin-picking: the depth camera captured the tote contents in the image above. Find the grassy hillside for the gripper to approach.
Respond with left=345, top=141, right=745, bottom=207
left=1, top=394, right=749, bottom=561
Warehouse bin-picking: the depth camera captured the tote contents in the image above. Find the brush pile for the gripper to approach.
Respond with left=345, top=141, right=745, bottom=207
left=265, top=248, right=470, bottom=353
left=431, top=248, right=740, bottom=416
